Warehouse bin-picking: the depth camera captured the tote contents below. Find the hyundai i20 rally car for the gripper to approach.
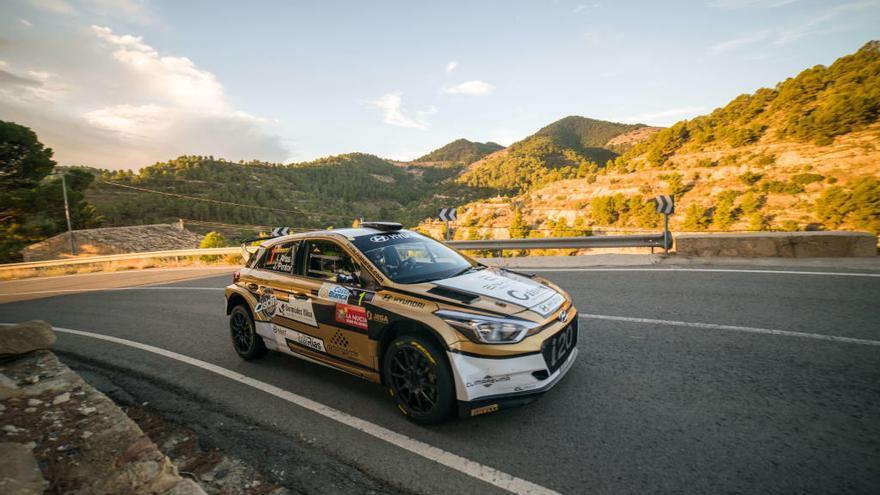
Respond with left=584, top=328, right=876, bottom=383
left=224, top=222, right=578, bottom=424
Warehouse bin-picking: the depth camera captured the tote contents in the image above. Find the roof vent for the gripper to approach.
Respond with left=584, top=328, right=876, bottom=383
left=360, top=221, right=402, bottom=231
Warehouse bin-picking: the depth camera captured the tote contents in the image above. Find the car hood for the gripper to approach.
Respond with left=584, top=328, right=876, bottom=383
left=431, top=267, right=566, bottom=318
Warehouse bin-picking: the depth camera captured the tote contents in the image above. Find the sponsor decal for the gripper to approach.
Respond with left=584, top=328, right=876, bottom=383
left=435, top=270, right=560, bottom=312
left=534, top=293, right=566, bottom=317
left=275, top=297, right=318, bottom=327
left=273, top=324, right=325, bottom=353
left=253, top=287, right=277, bottom=318
left=367, top=310, right=389, bottom=325
left=368, top=232, right=414, bottom=243
left=327, top=330, right=358, bottom=359
left=319, top=284, right=350, bottom=303
left=381, top=293, right=425, bottom=309
left=466, top=375, right=511, bottom=388
left=470, top=404, right=499, bottom=416
left=335, top=303, right=369, bottom=330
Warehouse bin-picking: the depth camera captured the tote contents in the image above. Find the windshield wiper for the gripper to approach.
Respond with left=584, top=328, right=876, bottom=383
left=450, top=265, right=484, bottom=278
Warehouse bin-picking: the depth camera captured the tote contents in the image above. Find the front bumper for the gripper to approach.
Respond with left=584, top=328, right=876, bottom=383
left=448, top=343, right=578, bottom=417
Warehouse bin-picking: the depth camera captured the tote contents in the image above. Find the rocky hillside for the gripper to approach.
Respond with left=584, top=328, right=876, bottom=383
left=423, top=41, right=880, bottom=238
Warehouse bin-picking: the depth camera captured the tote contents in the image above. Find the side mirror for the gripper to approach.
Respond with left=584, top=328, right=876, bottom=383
left=336, top=272, right=359, bottom=286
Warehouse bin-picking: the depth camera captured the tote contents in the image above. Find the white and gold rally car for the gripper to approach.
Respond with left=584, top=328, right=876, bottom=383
left=225, top=222, right=578, bottom=424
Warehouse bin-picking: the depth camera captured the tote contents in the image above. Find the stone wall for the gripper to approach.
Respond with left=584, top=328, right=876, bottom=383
left=674, top=231, right=877, bottom=258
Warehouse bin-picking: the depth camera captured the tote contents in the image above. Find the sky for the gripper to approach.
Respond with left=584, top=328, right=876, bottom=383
left=1, top=0, right=879, bottom=170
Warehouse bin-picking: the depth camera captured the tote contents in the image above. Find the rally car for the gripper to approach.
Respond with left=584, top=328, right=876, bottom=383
left=224, top=222, right=578, bottom=424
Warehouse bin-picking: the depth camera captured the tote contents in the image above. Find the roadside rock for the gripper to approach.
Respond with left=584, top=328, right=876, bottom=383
left=0, top=442, right=46, bottom=494
left=0, top=349, right=207, bottom=495
left=0, top=321, right=56, bottom=358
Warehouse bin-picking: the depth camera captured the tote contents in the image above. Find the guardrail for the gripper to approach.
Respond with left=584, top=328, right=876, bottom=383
left=0, top=233, right=672, bottom=272
left=448, top=234, right=671, bottom=250
left=0, top=247, right=241, bottom=271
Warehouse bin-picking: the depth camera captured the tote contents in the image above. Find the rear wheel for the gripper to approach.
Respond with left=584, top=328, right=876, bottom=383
left=230, top=304, right=267, bottom=360
left=383, top=334, right=455, bottom=424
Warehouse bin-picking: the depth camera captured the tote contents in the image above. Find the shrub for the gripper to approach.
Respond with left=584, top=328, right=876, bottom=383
left=683, top=203, right=711, bottom=230
left=739, top=171, right=763, bottom=186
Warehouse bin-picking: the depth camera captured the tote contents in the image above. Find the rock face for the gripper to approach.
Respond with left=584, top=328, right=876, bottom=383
left=0, top=350, right=206, bottom=495
left=675, top=231, right=877, bottom=258
left=0, top=442, right=46, bottom=494
left=0, top=321, right=56, bottom=358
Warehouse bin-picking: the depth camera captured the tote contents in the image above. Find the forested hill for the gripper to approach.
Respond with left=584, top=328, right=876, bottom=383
left=414, top=139, right=503, bottom=165
left=428, top=41, right=880, bottom=238
left=87, top=153, right=486, bottom=233
left=456, top=116, right=646, bottom=194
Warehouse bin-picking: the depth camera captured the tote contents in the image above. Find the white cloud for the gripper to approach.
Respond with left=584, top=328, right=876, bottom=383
left=364, top=92, right=431, bottom=130
left=0, top=26, right=289, bottom=169
left=27, top=0, right=77, bottom=15
left=619, top=106, right=707, bottom=124
left=709, top=31, right=771, bottom=53
left=83, top=0, right=150, bottom=18
left=20, top=19, right=34, bottom=27
left=440, top=80, right=495, bottom=96
left=445, top=60, right=458, bottom=73
left=708, top=0, right=797, bottom=7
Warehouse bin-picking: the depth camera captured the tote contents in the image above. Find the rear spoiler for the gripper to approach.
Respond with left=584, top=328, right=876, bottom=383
left=238, top=227, right=293, bottom=263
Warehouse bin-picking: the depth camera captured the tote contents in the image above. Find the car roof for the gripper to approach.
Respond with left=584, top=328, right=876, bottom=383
left=258, top=227, right=411, bottom=248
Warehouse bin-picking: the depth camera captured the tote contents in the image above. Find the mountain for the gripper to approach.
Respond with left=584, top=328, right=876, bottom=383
left=86, top=153, right=487, bottom=238
left=414, top=139, right=503, bottom=165
left=456, top=116, right=646, bottom=194
left=424, top=41, right=880, bottom=238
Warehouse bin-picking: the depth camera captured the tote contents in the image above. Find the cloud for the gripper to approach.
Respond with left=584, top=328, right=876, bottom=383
left=709, top=31, right=771, bottom=53
left=20, top=19, right=34, bottom=27
left=445, top=60, right=458, bottom=73
left=83, top=0, right=151, bottom=18
left=440, top=80, right=495, bottom=96
left=708, top=0, right=797, bottom=7
left=0, top=26, right=289, bottom=169
left=364, top=92, right=431, bottom=129
left=618, top=106, right=707, bottom=124
left=26, top=0, right=77, bottom=15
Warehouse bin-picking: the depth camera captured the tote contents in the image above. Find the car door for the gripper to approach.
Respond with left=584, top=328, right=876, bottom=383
left=293, top=238, right=380, bottom=376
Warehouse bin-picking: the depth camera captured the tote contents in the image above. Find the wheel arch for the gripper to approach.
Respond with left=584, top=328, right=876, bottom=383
left=226, top=292, right=251, bottom=316
left=378, top=319, right=450, bottom=385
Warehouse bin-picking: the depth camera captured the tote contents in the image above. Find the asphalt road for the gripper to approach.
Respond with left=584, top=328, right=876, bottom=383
left=1, top=264, right=879, bottom=494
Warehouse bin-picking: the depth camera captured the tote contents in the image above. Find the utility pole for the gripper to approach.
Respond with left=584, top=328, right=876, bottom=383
left=60, top=173, right=76, bottom=256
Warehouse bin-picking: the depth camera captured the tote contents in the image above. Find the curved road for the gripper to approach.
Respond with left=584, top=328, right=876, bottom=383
left=1, top=264, right=879, bottom=494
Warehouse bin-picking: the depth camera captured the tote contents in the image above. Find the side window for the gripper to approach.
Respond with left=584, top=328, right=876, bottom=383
left=257, top=241, right=299, bottom=274
left=303, top=240, right=357, bottom=283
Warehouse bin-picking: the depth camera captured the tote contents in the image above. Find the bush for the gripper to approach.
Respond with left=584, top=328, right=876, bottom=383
left=739, top=171, right=763, bottom=186
left=683, top=203, right=711, bottom=230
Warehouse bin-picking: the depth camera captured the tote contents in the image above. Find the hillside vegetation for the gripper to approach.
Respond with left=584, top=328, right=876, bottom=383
left=425, top=41, right=880, bottom=238
left=414, top=139, right=503, bottom=165
left=457, top=116, right=645, bottom=194
left=88, top=154, right=487, bottom=234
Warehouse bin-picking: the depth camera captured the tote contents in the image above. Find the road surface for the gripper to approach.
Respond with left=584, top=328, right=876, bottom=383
left=1, top=263, right=878, bottom=494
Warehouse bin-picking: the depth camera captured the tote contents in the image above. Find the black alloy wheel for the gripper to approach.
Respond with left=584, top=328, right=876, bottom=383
left=230, top=304, right=267, bottom=360
left=384, top=334, right=454, bottom=424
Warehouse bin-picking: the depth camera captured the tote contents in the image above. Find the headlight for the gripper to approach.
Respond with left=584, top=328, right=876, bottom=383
left=436, top=310, right=538, bottom=344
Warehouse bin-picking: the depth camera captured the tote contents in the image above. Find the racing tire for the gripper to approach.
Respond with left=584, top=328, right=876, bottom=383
left=230, top=304, right=267, bottom=360
left=383, top=334, right=455, bottom=425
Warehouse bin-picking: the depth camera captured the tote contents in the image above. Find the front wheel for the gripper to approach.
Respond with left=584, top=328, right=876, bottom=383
left=383, top=334, right=455, bottom=424
left=230, top=304, right=267, bottom=360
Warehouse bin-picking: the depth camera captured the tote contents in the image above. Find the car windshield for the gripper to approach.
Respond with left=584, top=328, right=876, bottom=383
left=351, top=231, right=476, bottom=284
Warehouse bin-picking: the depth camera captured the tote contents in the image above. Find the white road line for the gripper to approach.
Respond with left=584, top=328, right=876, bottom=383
left=3, top=323, right=558, bottom=495
left=528, top=267, right=880, bottom=277
left=3, top=287, right=224, bottom=296
left=579, top=313, right=880, bottom=347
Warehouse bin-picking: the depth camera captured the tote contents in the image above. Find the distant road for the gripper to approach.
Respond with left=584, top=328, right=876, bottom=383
left=1, top=263, right=879, bottom=494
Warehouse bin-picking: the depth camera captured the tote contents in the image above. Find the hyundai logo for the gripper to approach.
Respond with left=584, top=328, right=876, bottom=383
left=558, top=310, right=568, bottom=322
left=370, top=235, right=388, bottom=243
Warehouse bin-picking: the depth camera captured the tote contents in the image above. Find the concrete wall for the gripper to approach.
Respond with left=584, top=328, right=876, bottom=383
left=675, top=231, right=877, bottom=258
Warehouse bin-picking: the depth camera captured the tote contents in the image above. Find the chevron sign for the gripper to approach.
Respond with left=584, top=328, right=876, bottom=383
left=654, top=195, right=674, bottom=215
left=438, top=207, right=457, bottom=222
left=270, top=227, right=290, bottom=236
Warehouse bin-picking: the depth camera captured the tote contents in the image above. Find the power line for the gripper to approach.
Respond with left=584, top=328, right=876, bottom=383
left=97, top=180, right=301, bottom=215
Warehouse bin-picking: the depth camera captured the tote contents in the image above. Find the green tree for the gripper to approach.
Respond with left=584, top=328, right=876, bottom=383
left=199, top=231, right=228, bottom=248
left=508, top=209, right=530, bottom=239
left=712, top=191, right=740, bottom=229
left=683, top=203, right=711, bottom=231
